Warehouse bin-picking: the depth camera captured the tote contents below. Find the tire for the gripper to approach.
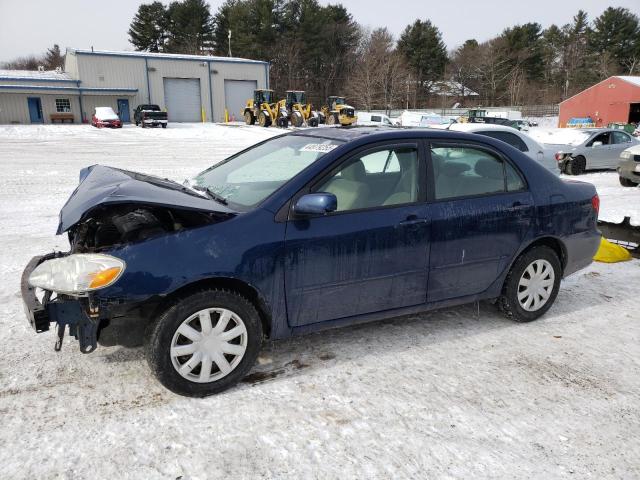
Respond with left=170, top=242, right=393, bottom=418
left=161, top=123, right=167, bottom=129
left=498, top=246, right=561, bottom=322
left=146, top=289, right=263, bottom=397
left=244, top=111, right=255, bottom=125
left=566, top=155, right=586, bottom=175
left=291, top=112, right=303, bottom=128
left=619, top=176, right=637, bottom=187
left=327, top=113, right=337, bottom=125
left=259, top=111, right=271, bottom=127
left=135, top=121, right=139, bottom=126
left=308, top=116, right=319, bottom=127
left=277, top=116, right=289, bottom=128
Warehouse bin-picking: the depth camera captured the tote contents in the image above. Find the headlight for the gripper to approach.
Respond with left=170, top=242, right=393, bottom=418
left=28, top=254, right=125, bottom=295
left=620, top=151, right=631, bottom=159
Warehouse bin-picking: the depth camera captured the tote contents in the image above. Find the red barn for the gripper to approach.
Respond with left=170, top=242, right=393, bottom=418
left=559, top=76, right=640, bottom=127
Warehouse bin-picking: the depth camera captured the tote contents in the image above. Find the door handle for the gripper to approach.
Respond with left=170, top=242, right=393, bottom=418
left=398, top=215, right=428, bottom=227
left=510, top=201, right=530, bottom=210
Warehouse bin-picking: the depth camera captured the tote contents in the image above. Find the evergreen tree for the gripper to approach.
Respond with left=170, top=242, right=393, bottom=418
left=166, top=0, right=216, bottom=54
left=590, top=7, right=640, bottom=74
left=397, top=20, right=448, bottom=106
left=44, top=44, right=65, bottom=70
left=128, top=2, right=168, bottom=52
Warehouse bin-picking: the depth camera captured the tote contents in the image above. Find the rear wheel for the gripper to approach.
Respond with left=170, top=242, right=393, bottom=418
left=498, top=246, right=561, bottom=322
left=161, top=123, right=167, bottom=129
left=244, top=111, right=255, bottom=125
left=308, top=116, right=319, bottom=127
left=146, top=289, right=263, bottom=397
left=619, top=176, right=638, bottom=187
left=327, top=113, right=337, bottom=125
left=566, top=155, right=586, bottom=175
left=277, top=116, right=289, bottom=128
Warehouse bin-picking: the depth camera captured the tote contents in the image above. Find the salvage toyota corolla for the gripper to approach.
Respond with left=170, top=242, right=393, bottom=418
left=22, top=128, right=601, bottom=396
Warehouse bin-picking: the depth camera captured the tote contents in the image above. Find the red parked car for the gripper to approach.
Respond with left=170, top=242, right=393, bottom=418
left=92, top=107, right=122, bottom=128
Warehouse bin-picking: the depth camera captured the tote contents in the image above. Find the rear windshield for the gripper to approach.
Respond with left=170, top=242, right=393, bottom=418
left=194, top=135, right=344, bottom=209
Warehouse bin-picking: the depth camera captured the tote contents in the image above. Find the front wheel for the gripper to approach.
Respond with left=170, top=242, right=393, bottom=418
left=619, top=176, right=638, bottom=187
left=161, top=123, right=167, bottom=129
left=244, top=111, right=255, bottom=125
left=146, top=289, right=263, bottom=397
left=566, top=156, right=586, bottom=175
left=498, top=246, right=561, bottom=322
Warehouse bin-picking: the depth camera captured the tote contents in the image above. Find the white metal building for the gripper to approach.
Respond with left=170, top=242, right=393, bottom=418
left=0, top=48, right=269, bottom=124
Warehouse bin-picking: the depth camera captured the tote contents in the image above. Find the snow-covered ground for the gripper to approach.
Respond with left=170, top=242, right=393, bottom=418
left=1, top=124, right=639, bottom=479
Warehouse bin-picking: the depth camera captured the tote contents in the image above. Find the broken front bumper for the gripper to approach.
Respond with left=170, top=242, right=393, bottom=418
left=21, top=254, right=101, bottom=353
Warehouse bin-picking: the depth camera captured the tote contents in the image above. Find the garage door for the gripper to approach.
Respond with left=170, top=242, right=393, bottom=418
left=224, top=80, right=257, bottom=121
left=163, top=78, right=202, bottom=122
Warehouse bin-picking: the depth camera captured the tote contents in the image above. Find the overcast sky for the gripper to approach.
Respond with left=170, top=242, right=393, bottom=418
left=0, top=0, right=638, bottom=63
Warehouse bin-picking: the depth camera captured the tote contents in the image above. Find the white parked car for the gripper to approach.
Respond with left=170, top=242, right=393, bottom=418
left=397, top=110, right=449, bottom=127
left=445, top=123, right=558, bottom=173
left=356, top=112, right=394, bottom=126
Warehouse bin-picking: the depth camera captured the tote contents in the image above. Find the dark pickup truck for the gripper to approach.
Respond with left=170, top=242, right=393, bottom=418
left=134, top=104, right=168, bottom=128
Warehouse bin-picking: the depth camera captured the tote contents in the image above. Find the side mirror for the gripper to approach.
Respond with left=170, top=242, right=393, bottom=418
left=294, top=193, right=337, bottom=216
left=592, top=141, right=603, bottom=147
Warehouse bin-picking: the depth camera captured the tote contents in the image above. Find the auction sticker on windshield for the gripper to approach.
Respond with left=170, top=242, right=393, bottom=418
left=300, top=144, right=339, bottom=153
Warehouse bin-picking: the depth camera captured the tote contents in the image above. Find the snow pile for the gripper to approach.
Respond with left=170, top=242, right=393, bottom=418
left=0, top=124, right=639, bottom=479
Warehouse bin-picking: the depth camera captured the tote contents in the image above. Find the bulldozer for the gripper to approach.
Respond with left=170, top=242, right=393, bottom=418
left=320, top=96, right=357, bottom=126
left=284, top=90, right=319, bottom=128
left=243, top=89, right=289, bottom=128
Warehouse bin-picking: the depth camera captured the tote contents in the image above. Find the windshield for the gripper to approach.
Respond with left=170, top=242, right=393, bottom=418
left=194, top=135, right=344, bottom=209
left=257, top=91, right=273, bottom=104
left=332, top=97, right=345, bottom=105
left=289, top=92, right=305, bottom=104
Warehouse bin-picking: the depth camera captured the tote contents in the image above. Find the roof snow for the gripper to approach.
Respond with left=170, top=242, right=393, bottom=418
left=0, top=69, right=74, bottom=81
left=69, top=48, right=268, bottom=65
left=616, top=76, right=640, bottom=88
left=429, top=80, right=479, bottom=97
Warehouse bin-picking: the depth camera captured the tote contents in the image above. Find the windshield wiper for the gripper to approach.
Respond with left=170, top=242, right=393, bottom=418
left=190, top=184, right=229, bottom=205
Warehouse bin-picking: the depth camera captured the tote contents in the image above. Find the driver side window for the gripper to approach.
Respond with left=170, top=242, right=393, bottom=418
left=314, top=146, right=420, bottom=212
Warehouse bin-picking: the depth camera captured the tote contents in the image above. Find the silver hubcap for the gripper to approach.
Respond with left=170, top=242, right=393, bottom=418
left=170, top=308, right=248, bottom=383
left=517, top=259, right=555, bottom=312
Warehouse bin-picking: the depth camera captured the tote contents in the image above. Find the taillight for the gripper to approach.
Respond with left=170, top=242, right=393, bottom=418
left=555, top=152, right=564, bottom=161
left=592, top=194, right=600, bottom=215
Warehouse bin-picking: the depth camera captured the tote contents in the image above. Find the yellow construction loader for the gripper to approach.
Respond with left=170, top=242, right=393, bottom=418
left=243, top=89, right=289, bottom=128
left=285, top=90, right=319, bottom=127
left=320, top=96, right=357, bottom=126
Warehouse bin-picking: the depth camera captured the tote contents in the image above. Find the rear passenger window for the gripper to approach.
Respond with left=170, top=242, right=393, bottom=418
left=613, top=131, right=631, bottom=144
left=371, top=115, right=382, bottom=122
left=477, top=131, right=528, bottom=152
left=431, top=145, right=524, bottom=200
left=505, top=162, right=525, bottom=191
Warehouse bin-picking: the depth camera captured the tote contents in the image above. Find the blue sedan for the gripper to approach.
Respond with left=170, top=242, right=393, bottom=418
left=22, top=127, right=601, bottom=396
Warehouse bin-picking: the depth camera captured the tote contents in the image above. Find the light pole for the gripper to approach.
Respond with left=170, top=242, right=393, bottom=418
left=228, top=29, right=232, bottom=57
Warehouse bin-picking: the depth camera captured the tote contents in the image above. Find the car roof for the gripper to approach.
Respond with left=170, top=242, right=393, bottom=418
left=288, top=126, right=524, bottom=144
left=448, top=123, right=521, bottom=133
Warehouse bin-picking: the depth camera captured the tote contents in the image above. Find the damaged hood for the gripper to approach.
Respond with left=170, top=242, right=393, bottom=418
left=57, top=165, right=234, bottom=234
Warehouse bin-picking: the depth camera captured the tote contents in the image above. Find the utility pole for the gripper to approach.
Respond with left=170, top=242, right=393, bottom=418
left=228, top=29, right=232, bottom=57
